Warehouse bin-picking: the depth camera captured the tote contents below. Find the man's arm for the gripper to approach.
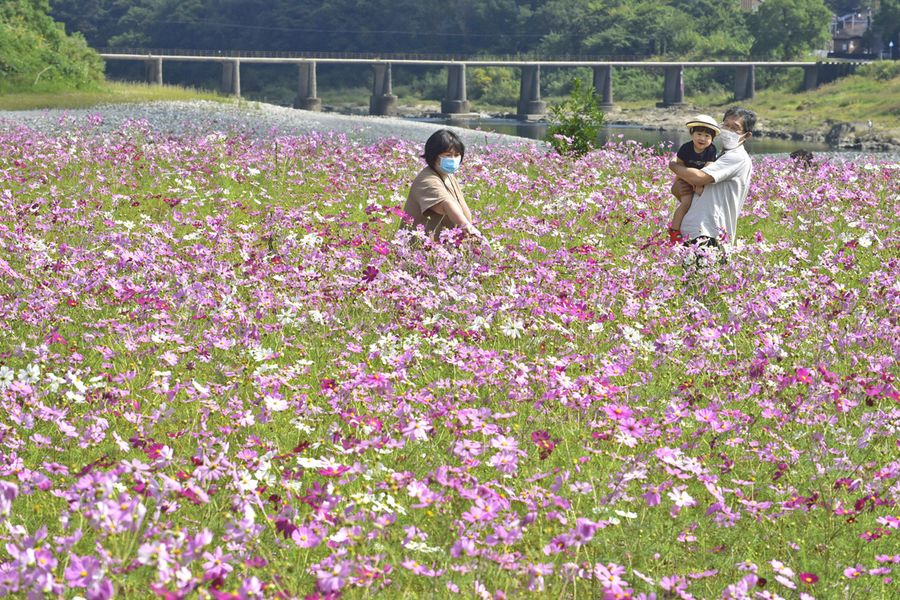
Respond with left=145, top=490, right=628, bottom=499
left=669, top=161, right=714, bottom=187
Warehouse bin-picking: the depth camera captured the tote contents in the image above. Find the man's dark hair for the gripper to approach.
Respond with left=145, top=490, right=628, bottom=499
left=423, top=129, right=465, bottom=169
left=724, top=106, right=757, bottom=134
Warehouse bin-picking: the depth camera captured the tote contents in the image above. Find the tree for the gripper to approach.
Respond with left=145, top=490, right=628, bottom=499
left=0, top=0, right=103, bottom=91
left=547, top=77, right=605, bottom=156
left=870, top=0, right=900, bottom=54
left=670, top=0, right=752, bottom=59
left=748, top=0, right=833, bottom=59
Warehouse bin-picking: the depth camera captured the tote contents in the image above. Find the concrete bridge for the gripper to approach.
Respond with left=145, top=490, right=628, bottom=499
left=101, top=52, right=870, bottom=119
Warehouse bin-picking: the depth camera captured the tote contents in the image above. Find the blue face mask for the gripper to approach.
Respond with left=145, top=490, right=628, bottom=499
left=439, top=155, right=461, bottom=174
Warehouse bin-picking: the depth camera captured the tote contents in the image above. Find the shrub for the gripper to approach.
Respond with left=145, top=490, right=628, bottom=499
left=547, top=77, right=605, bottom=157
left=468, top=67, right=519, bottom=105
left=857, top=60, right=900, bottom=82
left=612, top=68, right=662, bottom=101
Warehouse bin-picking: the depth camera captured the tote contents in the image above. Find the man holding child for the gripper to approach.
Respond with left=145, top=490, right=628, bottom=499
left=668, top=106, right=757, bottom=247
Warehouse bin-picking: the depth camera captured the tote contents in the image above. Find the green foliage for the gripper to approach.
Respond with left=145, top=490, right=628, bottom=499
left=397, top=67, right=448, bottom=102
left=683, top=67, right=729, bottom=98
left=755, top=66, right=807, bottom=93
left=824, top=0, right=868, bottom=13
left=857, top=60, right=900, bottom=81
left=50, top=0, right=759, bottom=61
left=612, top=68, right=663, bottom=101
left=0, top=0, right=103, bottom=92
left=748, top=0, right=833, bottom=59
left=870, top=0, right=900, bottom=53
left=535, top=0, right=751, bottom=59
left=0, top=81, right=228, bottom=110
left=468, top=67, right=520, bottom=105
left=547, top=77, right=605, bottom=156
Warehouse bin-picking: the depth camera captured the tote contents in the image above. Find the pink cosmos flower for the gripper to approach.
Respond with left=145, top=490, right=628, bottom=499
left=798, top=572, right=818, bottom=584
left=292, top=525, right=321, bottom=548
left=401, top=419, right=432, bottom=441
left=202, top=547, right=233, bottom=579
left=843, top=565, right=864, bottom=578
left=531, top=430, right=558, bottom=460
left=362, top=265, right=379, bottom=282
left=316, top=561, right=350, bottom=593
left=64, top=554, right=100, bottom=587
left=401, top=558, right=444, bottom=577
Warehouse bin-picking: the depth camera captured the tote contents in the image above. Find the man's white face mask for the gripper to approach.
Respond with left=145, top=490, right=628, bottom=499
left=718, top=129, right=742, bottom=151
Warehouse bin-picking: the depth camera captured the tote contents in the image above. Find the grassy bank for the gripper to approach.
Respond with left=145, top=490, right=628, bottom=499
left=0, top=81, right=230, bottom=111
left=608, top=68, right=900, bottom=143
left=700, top=67, right=899, bottom=139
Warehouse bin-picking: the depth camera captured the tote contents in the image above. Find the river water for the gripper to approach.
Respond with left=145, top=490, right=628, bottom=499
left=409, top=117, right=894, bottom=158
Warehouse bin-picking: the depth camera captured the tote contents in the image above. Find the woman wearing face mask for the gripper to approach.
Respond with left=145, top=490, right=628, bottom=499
left=403, top=129, right=483, bottom=241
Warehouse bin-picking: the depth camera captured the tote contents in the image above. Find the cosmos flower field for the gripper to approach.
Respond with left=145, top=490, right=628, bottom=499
left=0, top=114, right=898, bottom=600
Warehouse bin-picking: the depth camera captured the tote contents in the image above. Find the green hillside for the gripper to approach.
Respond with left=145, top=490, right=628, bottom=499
left=0, top=0, right=103, bottom=93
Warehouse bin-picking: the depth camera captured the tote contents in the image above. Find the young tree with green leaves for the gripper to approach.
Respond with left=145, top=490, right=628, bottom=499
left=547, top=77, right=605, bottom=157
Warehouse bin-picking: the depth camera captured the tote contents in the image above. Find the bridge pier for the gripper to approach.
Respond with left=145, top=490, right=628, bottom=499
left=441, top=64, right=471, bottom=115
left=144, top=58, right=163, bottom=85
left=221, top=60, right=241, bottom=97
left=294, top=62, right=321, bottom=111
left=803, top=64, right=820, bottom=90
left=657, top=66, right=685, bottom=107
left=517, top=65, right=547, bottom=120
left=369, top=63, right=398, bottom=116
left=733, top=65, right=755, bottom=101
left=592, top=65, right=614, bottom=110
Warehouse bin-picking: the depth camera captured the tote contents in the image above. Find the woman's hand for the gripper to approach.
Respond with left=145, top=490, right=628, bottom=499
left=466, top=224, right=486, bottom=241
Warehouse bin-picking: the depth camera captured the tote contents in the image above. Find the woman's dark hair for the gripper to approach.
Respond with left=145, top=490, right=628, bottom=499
left=423, top=129, right=465, bottom=169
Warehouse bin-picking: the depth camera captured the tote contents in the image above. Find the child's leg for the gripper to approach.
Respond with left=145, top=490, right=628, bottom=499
left=670, top=194, right=693, bottom=231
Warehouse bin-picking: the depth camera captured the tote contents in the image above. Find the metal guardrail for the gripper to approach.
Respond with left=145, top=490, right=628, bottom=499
left=98, top=48, right=653, bottom=62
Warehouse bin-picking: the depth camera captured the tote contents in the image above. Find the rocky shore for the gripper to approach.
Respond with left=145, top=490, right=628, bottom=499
left=601, top=105, right=900, bottom=152
left=336, top=100, right=900, bottom=152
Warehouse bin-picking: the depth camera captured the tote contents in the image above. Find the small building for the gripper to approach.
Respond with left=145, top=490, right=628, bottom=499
left=830, top=10, right=872, bottom=55
left=740, top=0, right=763, bottom=10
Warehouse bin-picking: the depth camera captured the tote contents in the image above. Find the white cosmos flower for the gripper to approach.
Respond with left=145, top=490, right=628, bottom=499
left=501, top=319, right=524, bottom=339
left=264, top=395, right=289, bottom=412
left=668, top=489, right=696, bottom=508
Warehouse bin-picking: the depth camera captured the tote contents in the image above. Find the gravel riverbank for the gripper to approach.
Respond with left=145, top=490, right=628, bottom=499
left=0, top=100, right=540, bottom=148
left=2, top=99, right=897, bottom=158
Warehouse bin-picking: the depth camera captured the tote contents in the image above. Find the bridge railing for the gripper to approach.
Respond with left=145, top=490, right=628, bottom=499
left=100, top=50, right=874, bottom=118
left=98, top=47, right=652, bottom=62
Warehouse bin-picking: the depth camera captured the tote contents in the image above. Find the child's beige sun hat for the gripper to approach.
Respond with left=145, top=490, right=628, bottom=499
left=685, top=114, right=721, bottom=135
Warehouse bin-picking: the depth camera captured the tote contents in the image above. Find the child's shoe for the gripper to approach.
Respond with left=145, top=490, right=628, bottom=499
left=667, top=228, right=684, bottom=245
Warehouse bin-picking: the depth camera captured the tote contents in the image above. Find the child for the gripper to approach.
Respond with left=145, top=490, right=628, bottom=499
left=668, top=115, right=720, bottom=244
